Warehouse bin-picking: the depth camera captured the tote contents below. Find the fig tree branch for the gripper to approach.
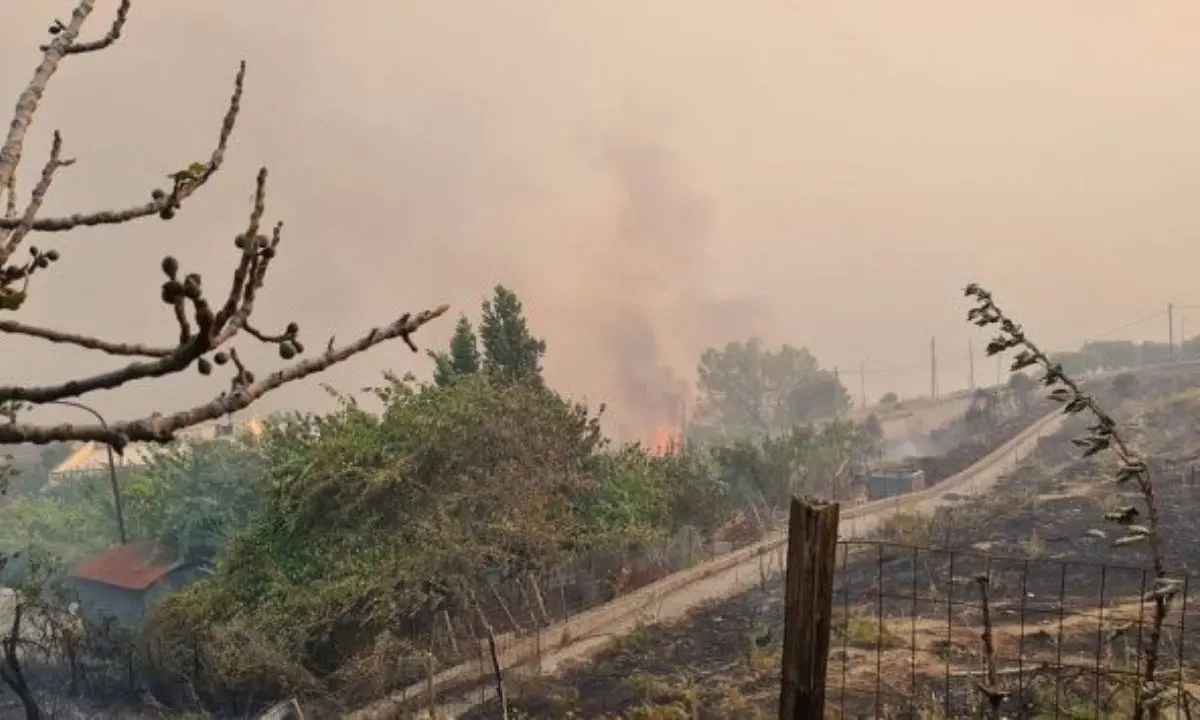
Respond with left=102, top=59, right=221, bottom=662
left=0, top=0, right=93, bottom=202
left=0, top=305, right=448, bottom=449
left=0, top=0, right=450, bottom=455
left=1, top=130, right=75, bottom=255
left=0, top=59, right=245, bottom=237
left=0, top=320, right=172, bottom=357
left=42, top=0, right=132, bottom=56
left=0, top=168, right=275, bottom=403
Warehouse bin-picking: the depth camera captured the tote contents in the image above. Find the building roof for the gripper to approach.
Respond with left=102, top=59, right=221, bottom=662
left=49, top=417, right=265, bottom=479
left=70, top=541, right=183, bottom=591
left=51, top=441, right=155, bottom=476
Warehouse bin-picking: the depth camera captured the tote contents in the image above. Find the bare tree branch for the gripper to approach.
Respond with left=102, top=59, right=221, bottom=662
left=0, top=346, right=202, bottom=405
left=42, top=0, right=132, bottom=56
left=0, top=305, right=449, bottom=449
left=0, top=1, right=450, bottom=452
left=242, top=319, right=289, bottom=344
left=1, top=130, right=75, bottom=254
left=0, top=162, right=446, bottom=415
left=0, top=170, right=265, bottom=402
left=0, top=319, right=171, bottom=357
left=2, top=174, right=15, bottom=220
left=215, top=167, right=271, bottom=331
left=0, top=0, right=93, bottom=202
left=0, top=59, right=246, bottom=235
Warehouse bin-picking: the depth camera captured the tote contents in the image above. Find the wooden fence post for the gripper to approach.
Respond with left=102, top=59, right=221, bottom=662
left=778, top=496, right=840, bottom=720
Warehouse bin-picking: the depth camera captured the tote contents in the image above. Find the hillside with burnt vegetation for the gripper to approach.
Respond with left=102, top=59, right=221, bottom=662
left=460, top=365, right=1200, bottom=719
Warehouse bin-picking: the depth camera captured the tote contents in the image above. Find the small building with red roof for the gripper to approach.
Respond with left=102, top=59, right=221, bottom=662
left=69, top=541, right=200, bottom=626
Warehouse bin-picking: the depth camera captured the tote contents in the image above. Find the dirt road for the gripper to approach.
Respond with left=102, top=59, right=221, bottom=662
left=342, top=409, right=1067, bottom=719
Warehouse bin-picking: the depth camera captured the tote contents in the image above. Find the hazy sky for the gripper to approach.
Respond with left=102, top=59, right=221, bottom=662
left=4, top=1, right=1200, bottom=439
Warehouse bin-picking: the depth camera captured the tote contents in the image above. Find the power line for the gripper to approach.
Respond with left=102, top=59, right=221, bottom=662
left=1077, top=308, right=1167, bottom=344
left=831, top=363, right=924, bottom=376
left=826, top=305, right=1179, bottom=399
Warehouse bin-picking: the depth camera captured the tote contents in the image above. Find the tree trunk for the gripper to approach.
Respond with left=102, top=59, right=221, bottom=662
left=0, top=665, right=41, bottom=720
left=1, top=602, right=40, bottom=720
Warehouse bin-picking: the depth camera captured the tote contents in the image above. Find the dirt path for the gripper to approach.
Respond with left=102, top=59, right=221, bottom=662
left=347, top=410, right=1065, bottom=719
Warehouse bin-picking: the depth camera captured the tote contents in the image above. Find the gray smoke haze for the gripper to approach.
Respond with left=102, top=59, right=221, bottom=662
left=3, top=1, right=1200, bottom=437
left=513, top=135, right=771, bottom=440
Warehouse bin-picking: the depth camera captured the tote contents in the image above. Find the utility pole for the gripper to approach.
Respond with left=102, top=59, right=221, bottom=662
left=50, top=400, right=126, bottom=545
left=968, top=339, right=975, bottom=390
left=996, top=353, right=1002, bottom=386
left=930, top=337, right=938, bottom=399
left=859, top=360, right=866, bottom=409
left=1168, top=303, right=1175, bottom=359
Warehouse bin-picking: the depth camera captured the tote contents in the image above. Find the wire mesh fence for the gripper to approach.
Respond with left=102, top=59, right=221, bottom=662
left=358, top=525, right=790, bottom=716
left=15, top=521, right=1198, bottom=718
left=829, top=540, right=1199, bottom=718
left=440, top=537, right=1200, bottom=719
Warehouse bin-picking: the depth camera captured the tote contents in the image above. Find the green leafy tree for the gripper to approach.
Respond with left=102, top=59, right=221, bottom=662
left=577, top=448, right=671, bottom=543
left=858, top=413, right=886, bottom=468
left=0, top=482, right=113, bottom=562
left=153, top=372, right=603, bottom=682
left=480, top=285, right=547, bottom=386
left=709, top=420, right=873, bottom=510
left=123, top=434, right=268, bottom=563
left=807, top=420, right=878, bottom=500
left=692, top=338, right=850, bottom=439
left=428, top=315, right=482, bottom=387
left=712, top=433, right=804, bottom=513
left=785, top=372, right=853, bottom=424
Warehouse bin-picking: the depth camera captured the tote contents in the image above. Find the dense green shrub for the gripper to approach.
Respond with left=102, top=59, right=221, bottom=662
left=143, top=369, right=877, bottom=702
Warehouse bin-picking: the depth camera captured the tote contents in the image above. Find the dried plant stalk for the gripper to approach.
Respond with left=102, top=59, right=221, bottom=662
left=964, top=283, right=1179, bottom=720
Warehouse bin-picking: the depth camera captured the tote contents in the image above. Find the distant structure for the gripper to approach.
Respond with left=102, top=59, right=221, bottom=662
left=69, top=540, right=202, bottom=627
left=863, top=468, right=926, bottom=501
left=47, top=417, right=264, bottom=487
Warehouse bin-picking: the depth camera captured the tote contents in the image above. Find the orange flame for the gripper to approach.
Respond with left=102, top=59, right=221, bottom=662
left=650, top=425, right=674, bottom=455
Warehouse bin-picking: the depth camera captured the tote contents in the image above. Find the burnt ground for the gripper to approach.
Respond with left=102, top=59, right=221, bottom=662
left=463, top=369, right=1200, bottom=719
left=912, top=400, right=1054, bottom=488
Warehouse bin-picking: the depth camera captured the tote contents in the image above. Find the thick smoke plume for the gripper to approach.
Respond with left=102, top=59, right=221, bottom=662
left=515, top=135, right=772, bottom=443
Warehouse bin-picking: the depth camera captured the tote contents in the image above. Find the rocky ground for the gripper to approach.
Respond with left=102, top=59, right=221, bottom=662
left=463, top=368, right=1200, bottom=719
